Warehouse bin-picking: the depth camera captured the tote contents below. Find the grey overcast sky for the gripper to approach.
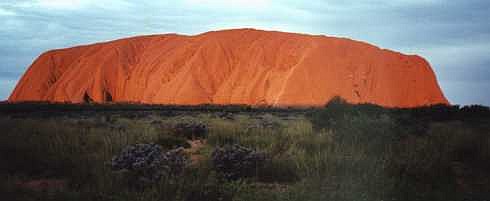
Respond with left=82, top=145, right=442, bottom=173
left=0, top=0, right=489, bottom=105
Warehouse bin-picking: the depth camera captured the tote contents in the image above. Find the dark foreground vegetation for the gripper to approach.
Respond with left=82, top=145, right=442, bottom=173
left=1, top=99, right=490, bottom=201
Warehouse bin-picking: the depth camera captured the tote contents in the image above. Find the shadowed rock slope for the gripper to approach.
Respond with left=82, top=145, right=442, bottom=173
left=9, top=29, right=449, bottom=107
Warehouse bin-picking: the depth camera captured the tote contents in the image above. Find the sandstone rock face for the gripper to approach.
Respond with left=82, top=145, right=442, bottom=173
left=9, top=29, right=449, bottom=107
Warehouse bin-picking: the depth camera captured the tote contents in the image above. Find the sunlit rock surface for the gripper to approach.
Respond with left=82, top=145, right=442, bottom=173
left=9, top=29, right=449, bottom=107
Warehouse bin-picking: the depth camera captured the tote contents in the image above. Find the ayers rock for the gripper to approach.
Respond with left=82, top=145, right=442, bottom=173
left=9, top=29, right=448, bottom=107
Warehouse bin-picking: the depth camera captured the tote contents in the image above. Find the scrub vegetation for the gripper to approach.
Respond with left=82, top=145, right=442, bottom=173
left=1, top=99, right=489, bottom=201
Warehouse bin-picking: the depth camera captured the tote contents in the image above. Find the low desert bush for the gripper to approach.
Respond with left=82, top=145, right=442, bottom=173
left=110, top=144, right=189, bottom=185
left=211, top=144, right=266, bottom=180
left=174, top=122, right=208, bottom=139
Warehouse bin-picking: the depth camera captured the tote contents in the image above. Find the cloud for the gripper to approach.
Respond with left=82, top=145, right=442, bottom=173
left=0, top=7, right=16, bottom=16
left=184, top=0, right=271, bottom=10
left=441, top=80, right=490, bottom=106
left=0, top=79, right=17, bottom=100
left=0, top=0, right=489, bottom=105
left=9, top=0, right=133, bottom=11
left=35, top=0, right=95, bottom=9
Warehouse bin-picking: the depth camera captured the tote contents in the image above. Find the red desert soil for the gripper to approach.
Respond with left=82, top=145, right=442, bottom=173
left=15, top=179, right=66, bottom=192
left=9, top=28, right=448, bottom=107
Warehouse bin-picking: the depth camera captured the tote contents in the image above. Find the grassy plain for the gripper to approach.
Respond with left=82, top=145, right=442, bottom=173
left=1, top=101, right=489, bottom=201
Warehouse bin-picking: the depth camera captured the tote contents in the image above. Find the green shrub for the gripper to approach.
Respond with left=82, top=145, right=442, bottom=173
left=309, top=96, right=353, bottom=130
left=173, top=122, right=208, bottom=140
left=211, top=145, right=266, bottom=180
left=110, top=144, right=189, bottom=186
